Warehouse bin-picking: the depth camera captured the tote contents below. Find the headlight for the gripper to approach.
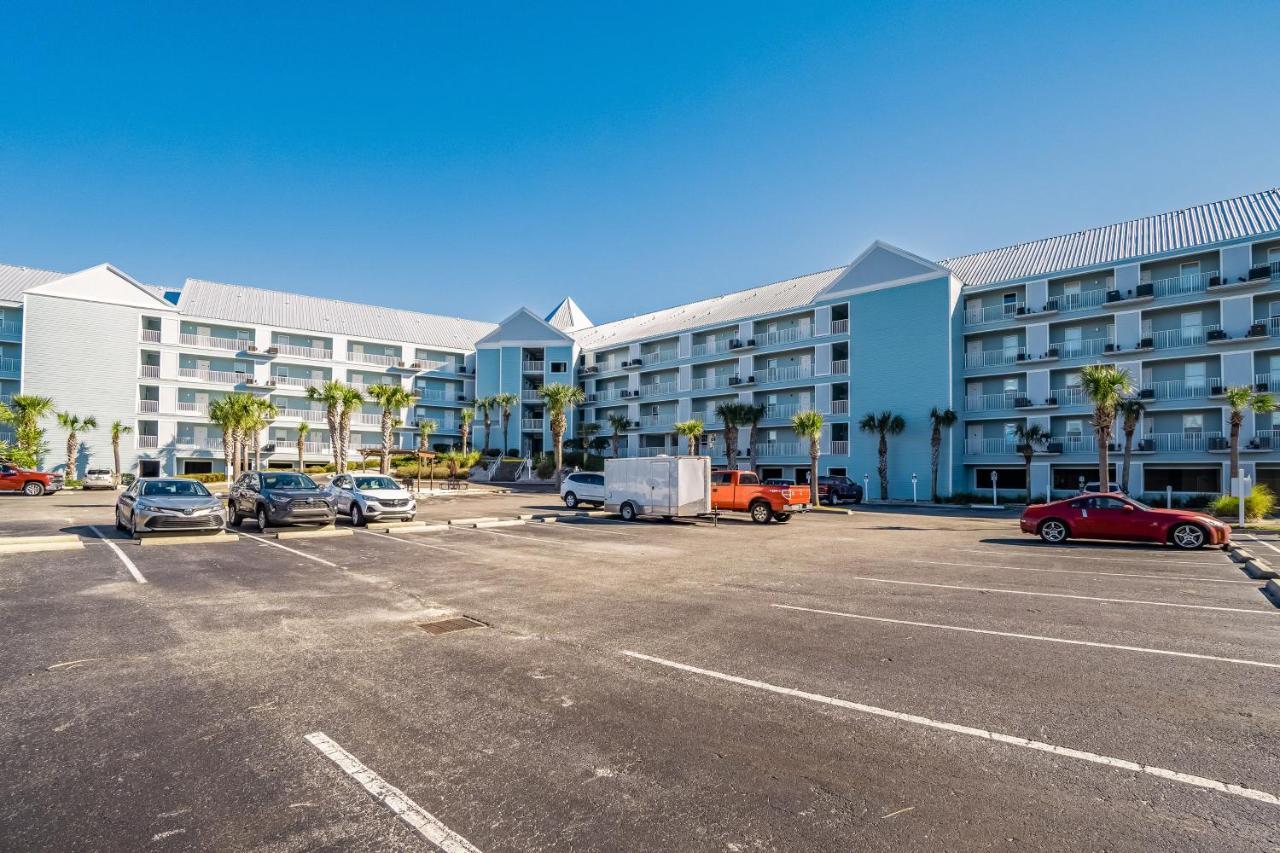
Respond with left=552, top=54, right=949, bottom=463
left=270, top=495, right=291, bottom=505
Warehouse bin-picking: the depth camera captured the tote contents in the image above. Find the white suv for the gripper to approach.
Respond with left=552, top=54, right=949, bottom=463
left=329, top=473, right=417, bottom=526
left=560, top=472, right=605, bottom=508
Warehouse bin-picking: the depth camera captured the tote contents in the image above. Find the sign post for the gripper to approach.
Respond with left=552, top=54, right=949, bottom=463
left=1238, top=466, right=1247, bottom=528
left=863, top=474, right=870, bottom=503
left=911, top=472, right=918, bottom=504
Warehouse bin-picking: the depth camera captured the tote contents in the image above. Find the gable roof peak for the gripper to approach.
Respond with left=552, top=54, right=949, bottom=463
left=545, top=296, right=592, bottom=332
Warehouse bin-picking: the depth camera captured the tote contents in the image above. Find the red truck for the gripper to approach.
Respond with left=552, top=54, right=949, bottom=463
left=711, top=469, right=811, bottom=523
left=0, top=463, right=63, bottom=496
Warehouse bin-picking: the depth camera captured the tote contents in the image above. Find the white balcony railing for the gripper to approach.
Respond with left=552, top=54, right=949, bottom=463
left=521, top=389, right=543, bottom=402
left=139, top=364, right=161, bottom=378
left=759, top=365, right=813, bottom=383
left=272, top=374, right=326, bottom=390
left=275, top=343, right=333, bottom=360
left=138, top=400, right=160, bottom=413
left=965, top=348, right=1024, bottom=369
left=1051, top=289, right=1108, bottom=313
left=593, top=357, right=626, bottom=372
left=1151, top=324, right=1219, bottom=350
left=280, top=407, right=326, bottom=423
left=763, top=403, right=803, bottom=421
left=641, top=348, right=679, bottom=366
left=1143, top=431, right=1222, bottom=453
left=829, top=400, right=849, bottom=415
left=1256, top=372, right=1275, bottom=389
left=641, top=380, right=678, bottom=397
left=137, top=435, right=159, bottom=449
left=416, top=388, right=446, bottom=402
left=521, top=418, right=545, bottom=430
left=691, top=339, right=736, bottom=358
left=755, top=325, right=813, bottom=347
left=1053, top=386, right=1087, bottom=406
left=827, top=440, right=849, bottom=455
left=594, top=388, right=628, bottom=403
left=1057, top=435, right=1097, bottom=454
left=181, top=333, right=249, bottom=351
left=351, top=351, right=401, bottom=367
left=965, top=438, right=1018, bottom=455
left=176, top=434, right=223, bottom=450
left=140, top=328, right=161, bottom=343
left=174, top=401, right=206, bottom=416
left=691, top=374, right=734, bottom=391
left=1149, top=271, right=1212, bottom=298
left=179, top=367, right=242, bottom=384
left=1141, top=377, right=1218, bottom=401
left=964, top=303, right=1024, bottom=325
left=639, top=414, right=674, bottom=429
left=965, top=391, right=1017, bottom=412
left=829, top=359, right=849, bottom=375
left=754, top=441, right=803, bottom=457
left=353, top=412, right=382, bottom=426
left=638, top=447, right=668, bottom=457
left=830, top=319, right=849, bottom=335
left=1056, top=336, right=1113, bottom=360
left=522, top=361, right=545, bottom=372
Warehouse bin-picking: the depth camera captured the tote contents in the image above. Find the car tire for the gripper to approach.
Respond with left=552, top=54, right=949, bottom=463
left=1170, top=522, right=1207, bottom=550
left=1038, top=518, right=1069, bottom=544
left=750, top=502, right=773, bottom=524
left=115, top=509, right=127, bottom=533
left=774, top=512, right=792, bottom=523
left=22, top=481, right=44, bottom=497
left=350, top=504, right=366, bottom=527
left=619, top=501, right=637, bottom=522
left=563, top=491, right=579, bottom=509
left=256, top=505, right=270, bottom=531
left=128, top=511, right=138, bottom=538
left=228, top=501, right=244, bottom=528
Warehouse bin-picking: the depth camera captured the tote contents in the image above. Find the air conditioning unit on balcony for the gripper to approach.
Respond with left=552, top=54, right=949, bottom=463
left=1248, top=264, right=1271, bottom=281
left=587, top=394, right=596, bottom=402
left=728, top=376, right=741, bottom=385
left=728, top=339, right=743, bottom=349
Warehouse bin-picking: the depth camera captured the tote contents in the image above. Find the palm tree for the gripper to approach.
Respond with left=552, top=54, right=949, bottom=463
left=744, top=403, right=767, bottom=472
left=307, top=380, right=350, bottom=472
left=1014, top=422, right=1049, bottom=504
left=295, top=421, right=311, bottom=471
left=578, top=421, right=602, bottom=458
left=459, top=407, right=475, bottom=454
left=791, top=410, right=824, bottom=507
left=674, top=419, right=704, bottom=455
left=335, top=385, right=365, bottom=473
left=608, top=412, right=630, bottom=458
left=1080, top=364, right=1133, bottom=491
left=927, top=407, right=958, bottom=502
left=208, top=396, right=240, bottom=482
left=493, top=392, right=519, bottom=455
left=1117, top=397, right=1146, bottom=494
left=538, top=383, right=585, bottom=487
left=109, top=420, right=132, bottom=487
left=1225, top=386, right=1277, bottom=486
left=368, top=383, right=416, bottom=474
left=858, top=410, right=905, bottom=500
left=476, top=396, right=496, bottom=453
left=56, top=412, right=98, bottom=483
left=248, top=397, right=278, bottom=470
left=4, top=394, right=54, bottom=461
left=440, top=449, right=482, bottom=481
left=715, top=401, right=746, bottom=468
left=415, top=418, right=439, bottom=493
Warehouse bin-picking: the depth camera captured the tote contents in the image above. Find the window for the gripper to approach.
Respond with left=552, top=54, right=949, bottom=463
left=1089, top=496, right=1128, bottom=510
left=738, top=472, right=760, bottom=485
left=1062, top=280, right=1081, bottom=297
left=975, top=467, right=1026, bottom=489
left=829, top=467, right=847, bottom=477
left=1143, top=467, right=1221, bottom=492
left=1065, top=419, right=1083, bottom=436
left=1002, top=293, right=1018, bottom=315
left=1053, top=466, right=1116, bottom=490
left=1269, top=247, right=1280, bottom=264
left=1182, top=414, right=1203, bottom=434
left=712, top=472, right=732, bottom=485
left=1179, top=261, right=1200, bottom=278
left=550, top=361, right=568, bottom=373
left=1181, top=311, right=1201, bottom=332
left=1184, top=361, right=1206, bottom=392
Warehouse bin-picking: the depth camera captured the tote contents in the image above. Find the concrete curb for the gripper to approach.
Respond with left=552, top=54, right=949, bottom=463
left=138, top=532, right=239, bottom=546
left=1228, top=546, right=1255, bottom=563
left=448, top=516, right=501, bottom=526
left=273, top=527, right=353, bottom=540
left=370, top=523, right=450, bottom=535
left=0, top=534, right=84, bottom=545
left=472, top=519, right=526, bottom=529
left=1263, top=578, right=1280, bottom=605
left=1245, top=557, right=1279, bottom=579
left=0, top=540, right=85, bottom=555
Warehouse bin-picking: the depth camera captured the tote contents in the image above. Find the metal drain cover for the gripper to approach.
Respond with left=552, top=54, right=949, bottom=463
left=416, top=616, right=487, bottom=635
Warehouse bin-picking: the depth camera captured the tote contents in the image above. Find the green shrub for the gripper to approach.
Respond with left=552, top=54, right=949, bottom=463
left=1210, top=484, right=1275, bottom=520
left=534, top=454, right=556, bottom=479
left=304, top=466, right=328, bottom=474
left=121, top=473, right=136, bottom=486
left=943, top=491, right=985, bottom=504
left=176, top=472, right=230, bottom=483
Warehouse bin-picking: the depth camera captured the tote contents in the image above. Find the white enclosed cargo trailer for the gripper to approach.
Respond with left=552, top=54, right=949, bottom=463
left=603, top=456, right=712, bottom=521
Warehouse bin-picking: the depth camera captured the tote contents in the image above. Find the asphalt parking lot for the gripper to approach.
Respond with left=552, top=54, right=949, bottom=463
left=1, top=490, right=1277, bottom=852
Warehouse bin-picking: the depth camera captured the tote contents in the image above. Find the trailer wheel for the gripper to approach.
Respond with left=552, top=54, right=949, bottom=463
left=619, top=501, right=638, bottom=522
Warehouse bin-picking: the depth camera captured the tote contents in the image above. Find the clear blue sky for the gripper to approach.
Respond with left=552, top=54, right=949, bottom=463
left=2, top=2, right=1277, bottom=325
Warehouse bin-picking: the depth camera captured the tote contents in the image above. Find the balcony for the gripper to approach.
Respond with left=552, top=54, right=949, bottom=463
left=754, top=441, right=803, bottom=457
left=137, top=435, right=159, bottom=449
left=758, top=365, right=813, bottom=384
left=1151, top=324, right=1220, bottom=350
left=830, top=359, right=849, bottom=375
left=965, top=348, right=1024, bottom=369
left=275, top=343, right=333, bottom=360
left=176, top=434, right=224, bottom=450
left=639, top=414, right=675, bottom=429
left=755, top=325, right=813, bottom=347
left=638, top=447, right=669, bottom=457
left=139, top=364, right=161, bottom=379
left=301, top=441, right=332, bottom=454
left=1150, top=271, right=1212, bottom=299
left=964, top=303, right=1024, bottom=326
left=1143, top=431, right=1223, bottom=453
left=691, top=374, right=734, bottom=391
left=830, top=319, right=850, bottom=335
left=965, top=438, right=1017, bottom=456
left=1056, top=435, right=1098, bottom=454
left=829, top=400, right=850, bottom=416
left=521, top=418, right=544, bottom=431
left=521, top=389, right=544, bottom=403
left=272, top=375, right=325, bottom=390
left=416, top=388, right=447, bottom=402
left=641, top=380, right=678, bottom=397
left=522, top=361, right=545, bottom=372
left=965, top=391, right=1017, bottom=413
left=1256, top=373, right=1276, bottom=392
left=763, top=403, right=803, bottom=421
left=690, top=340, right=735, bottom=358
left=827, top=440, right=849, bottom=455
left=351, top=351, right=401, bottom=367
left=641, top=348, right=679, bottom=366
left=1052, top=386, right=1087, bottom=407
left=593, top=356, right=627, bottom=372
left=594, top=388, right=629, bottom=403
left=352, top=412, right=382, bottom=427
left=140, top=328, right=161, bottom=343
left=138, top=400, right=160, bottom=413
left=180, top=333, right=249, bottom=352
left=1048, top=289, right=1108, bottom=314
left=179, top=367, right=243, bottom=384
left=280, top=406, right=326, bottom=423
left=1139, top=377, right=1219, bottom=402
left=1056, top=337, right=1112, bottom=360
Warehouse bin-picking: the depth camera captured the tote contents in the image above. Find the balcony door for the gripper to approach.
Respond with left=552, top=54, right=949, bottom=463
left=1179, top=261, right=1200, bottom=280
left=1184, top=362, right=1207, bottom=395
left=1001, top=335, right=1019, bottom=361
left=1063, top=326, right=1082, bottom=358
left=1002, top=293, right=1018, bottom=316
left=1002, top=377, right=1019, bottom=403
left=1065, top=419, right=1084, bottom=452
left=1181, top=311, right=1202, bottom=345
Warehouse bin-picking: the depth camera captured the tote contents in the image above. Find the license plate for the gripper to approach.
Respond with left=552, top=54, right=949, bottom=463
left=785, top=504, right=807, bottom=512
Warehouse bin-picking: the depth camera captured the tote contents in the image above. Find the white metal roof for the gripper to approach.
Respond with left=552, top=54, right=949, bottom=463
left=544, top=296, right=592, bottom=332
left=0, top=262, right=65, bottom=303
left=569, top=265, right=849, bottom=351
left=177, top=278, right=497, bottom=352
left=940, top=187, right=1280, bottom=287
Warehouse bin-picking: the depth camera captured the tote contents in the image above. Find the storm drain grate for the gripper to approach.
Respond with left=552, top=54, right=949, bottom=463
left=415, top=616, right=488, bottom=635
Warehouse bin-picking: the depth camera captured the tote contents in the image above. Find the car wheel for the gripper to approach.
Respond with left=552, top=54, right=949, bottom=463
left=256, top=505, right=270, bottom=531
left=1171, top=522, right=1207, bottom=550
left=22, top=481, right=44, bottom=497
left=775, top=512, right=792, bottom=523
left=350, top=504, right=366, bottom=527
left=228, top=500, right=244, bottom=528
left=128, top=511, right=138, bottom=538
left=619, top=501, right=637, bottom=522
left=115, top=508, right=127, bottom=532
left=750, top=502, right=773, bottom=524
left=563, top=491, right=579, bottom=508
left=1038, top=518, right=1068, bottom=544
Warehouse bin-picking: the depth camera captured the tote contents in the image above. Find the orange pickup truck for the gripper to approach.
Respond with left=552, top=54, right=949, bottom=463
left=711, top=469, right=811, bottom=523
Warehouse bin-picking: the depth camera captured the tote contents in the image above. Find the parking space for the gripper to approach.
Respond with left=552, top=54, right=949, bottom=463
left=1, top=490, right=1277, bottom=850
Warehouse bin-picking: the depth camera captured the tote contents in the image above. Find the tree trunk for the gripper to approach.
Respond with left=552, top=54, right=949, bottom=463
left=1097, top=425, right=1111, bottom=492
left=748, top=423, right=759, bottom=472
left=327, top=409, right=341, bottom=472
left=1122, top=426, right=1135, bottom=493
left=252, top=429, right=261, bottom=471
left=501, top=412, right=510, bottom=455
left=1023, top=452, right=1033, bottom=504
left=1229, top=415, right=1242, bottom=489
left=877, top=433, right=888, bottom=500
left=930, top=427, right=941, bottom=502
left=113, top=438, right=122, bottom=487
left=611, top=431, right=621, bottom=458
left=224, top=434, right=235, bottom=484
left=460, top=423, right=470, bottom=455
left=482, top=414, right=491, bottom=453
left=552, top=424, right=565, bottom=488
left=297, top=437, right=304, bottom=472
left=810, top=443, right=820, bottom=507
left=338, top=413, right=351, bottom=473
left=66, top=433, right=77, bottom=483
left=380, top=409, right=393, bottom=474
left=724, top=424, right=738, bottom=468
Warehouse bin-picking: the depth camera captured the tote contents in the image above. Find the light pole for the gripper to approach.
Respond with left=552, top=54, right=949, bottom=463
left=991, top=470, right=999, bottom=506
left=911, top=472, right=918, bottom=504
left=863, top=473, right=870, bottom=502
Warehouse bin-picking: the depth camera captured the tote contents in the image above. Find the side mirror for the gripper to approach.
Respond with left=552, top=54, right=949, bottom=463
left=1122, top=504, right=1135, bottom=512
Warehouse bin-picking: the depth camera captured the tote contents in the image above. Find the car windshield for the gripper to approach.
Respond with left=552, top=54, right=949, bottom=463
left=354, top=476, right=399, bottom=490
left=261, top=473, right=317, bottom=490
left=142, top=480, right=211, bottom=497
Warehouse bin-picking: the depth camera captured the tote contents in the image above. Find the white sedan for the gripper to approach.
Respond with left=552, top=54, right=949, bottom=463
left=560, top=472, right=605, bottom=508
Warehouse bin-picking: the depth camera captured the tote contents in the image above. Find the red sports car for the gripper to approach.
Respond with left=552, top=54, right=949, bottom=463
left=1020, top=492, right=1231, bottom=550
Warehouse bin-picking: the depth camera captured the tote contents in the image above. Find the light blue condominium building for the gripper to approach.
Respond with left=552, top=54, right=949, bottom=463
left=3, top=187, right=1279, bottom=499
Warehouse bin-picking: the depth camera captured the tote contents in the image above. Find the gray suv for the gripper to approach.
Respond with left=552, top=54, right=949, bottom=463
left=228, top=471, right=336, bottom=530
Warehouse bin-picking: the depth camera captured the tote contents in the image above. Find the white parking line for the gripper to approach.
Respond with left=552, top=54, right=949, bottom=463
left=1242, top=534, right=1280, bottom=556
left=305, top=732, right=483, bottom=852
left=88, top=526, right=146, bottom=584
left=447, top=525, right=561, bottom=545
left=909, top=559, right=1253, bottom=585
left=953, top=547, right=1220, bottom=567
left=842, top=576, right=1277, bottom=615
left=771, top=604, right=1280, bottom=669
left=357, top=529, right=456, bottom=552
left=621, top=650, right=1280, bottom=807
left=536, top=521, right=636, bottom=537
left=238, top=530, right=341, bottom=568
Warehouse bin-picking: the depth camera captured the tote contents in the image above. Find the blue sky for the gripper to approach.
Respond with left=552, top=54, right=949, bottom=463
left=1, top=2, right=1277, bottom=325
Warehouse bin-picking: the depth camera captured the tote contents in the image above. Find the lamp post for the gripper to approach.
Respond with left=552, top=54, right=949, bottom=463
left=911, top=472, right=918, bottom=504
left=991, top=470, right=998, bottom=506
left=863, top=473, right=870, bottom=503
